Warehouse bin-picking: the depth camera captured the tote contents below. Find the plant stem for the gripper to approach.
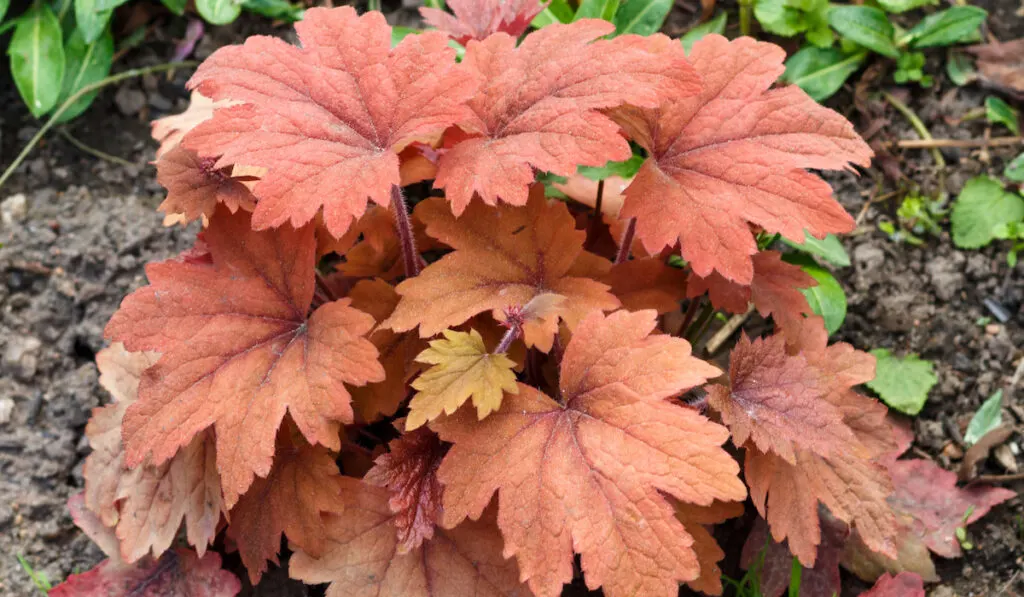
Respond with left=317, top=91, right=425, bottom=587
left=59, top=129, right=134, bottom=167
left=390, top=184, right=421, bottom=278
left=882, top=91, right=946, bottom=169
left=885, top=136, right=1022, bottom=150
left=739, top=0, right=753, bottom=36
left=705, top=305, right=754, bottom=355
left=0, top=61, right=199, bottom=193
left=614, top=217, right=636, bottom=265
left=585, top=180, right=605, bottom=250
left=495, top=324, right=521, bottom=354
left=684, top=301, right=715, bottom=344
left=679, top=296, right=703, bottom=335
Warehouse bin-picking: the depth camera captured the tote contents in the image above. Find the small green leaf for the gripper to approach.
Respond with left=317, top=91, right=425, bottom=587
left=905, top=6, right=987, bottom=49
left=985, top=96, right=1020, bottom=135
left=867, top=349, right=938, bottom=416
left=964, top=390, right=1004, bottom=446
left=799, top=263, right=847, bottom=335
left=828, top=6, right=900, bottom=58
left=951, top=176, right=1024, bottom=249
left=876, top=0, right=937, bottom=14
left=612, top=0, right=671, bottom=36
left=680, top=12, right=727, bottom=53
left=160, top=0, right=186, bottom=14
left=424, top=0, right=445, bottom=9
left=94, top=0, right=130, bottom=11
left=532, top=0, right=573, bottom=26
left=945, top=50, right=976, bottom=86
left=196, top=0, right=241, bottom=25
left=782, top=232, right=851, bottom=267
left=577, top=155, right=644, bottom=181
left=0, top=0, right=10, bottom=23
left=755, top=0, right=807, bottom=37
left=1005, top=153, right=1024, bottom=183
left=782, top=46, right=867, bottom=101
left=242, top=0, right=304, bottom=21
left=391, top=26, right=419, bottom=46
left=575, top=0, right=619, bottom=22
left=8, top=2, right=66, bottom=117
left=54, top=26, right=113, bottom=123
left=74, top=0, right=112, bottom=43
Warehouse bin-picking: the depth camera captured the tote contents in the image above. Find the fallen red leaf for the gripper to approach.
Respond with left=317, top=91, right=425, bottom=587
left=49, top=549, right=240, bottom=597
left=860, top=572, right=926, bottom=597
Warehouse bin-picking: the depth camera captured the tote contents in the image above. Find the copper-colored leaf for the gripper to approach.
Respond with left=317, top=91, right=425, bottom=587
left=841, top=525, right=939, bottom=584
left=707, top=334, right=859, bottom=463
left=385, top=190, right=620, bottom=352
left=407, top=328, right=519, bottom=430
left=364, top=428, right=446, bottom=553
left=420, top=0, right=545, bottom=45
left=105, top=207, right=384, bottom=506
left=434, top=20, right=699, bottom=214
left=184, top=7, right=477, bottom=237
left=68, top=493, right=121, bottom=562
left=227, top=428, right=345, bottom=584
left=674, top=500, right=744, bottom=595
left=49, top=549, right=240, bottom=597
left=156, top=146, right=256, bottom=223
left=967, top=39, right=1024, bottom=100
left=740, top=515, right=848, bottom=597
left=860, top=572, right=926, bottom=597
left=603, top=258, right=688, bottom=314
left=613, top=35, right=870, bottom=283
left=888, top=458, right=1015, bottom=558
left=289, top=477, right=531, bottom=597
left=434, top=310, right=744, bottom=597
left=151, top=91, right=234, bottom=158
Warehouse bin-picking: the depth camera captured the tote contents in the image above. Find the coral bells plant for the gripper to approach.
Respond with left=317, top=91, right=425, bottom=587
left=53, top=4, right=1015, bottom=597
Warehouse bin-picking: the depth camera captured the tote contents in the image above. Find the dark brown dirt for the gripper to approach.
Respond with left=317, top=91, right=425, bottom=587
left=0, top=4, right=1021, bottom=596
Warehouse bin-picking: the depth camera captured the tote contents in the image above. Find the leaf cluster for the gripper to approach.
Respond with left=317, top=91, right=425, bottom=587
left=55, top=5, right=1013, bottom=596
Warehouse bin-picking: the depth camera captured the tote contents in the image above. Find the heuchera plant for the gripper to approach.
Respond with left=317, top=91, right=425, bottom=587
left=51, top=3, right=1014, bottom=596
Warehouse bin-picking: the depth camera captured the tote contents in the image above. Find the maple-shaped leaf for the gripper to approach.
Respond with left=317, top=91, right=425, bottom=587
left=290, top=477, right=531, bottom=597
left=227, top=426, right=345, bottom=584
left=706, top=333, right=862, bottom=464
left=151, top=91, right=235, bottom=158
left=85, top=344, right=223, bottom=562
left=887, top=458, right=1014, bottom=558
left=336, top=205, right=436, bottom=282
left=386, top=191, right=620, bottom=352
left=674, top=500, right=744, bottom=595
left=183, top=7, right=477, bottom=237
left=105, top=207, right=385, bottom=507
left=156, top=146, right=256, bottom=223
left=49, top=549, right=240, bottom=597
left=604, top=258, right=688, bottom=314
left=433, top=20, right=699, bottom=214
left=69, top=493, right=122, bottom=562
left=348, top=278, right=427, bottom=422
left=612, top=35, right=871, bottom=283
left=688, top=250, right=816, bottom=337
left=406, top=329, right=519, bottom=430
left=364, top=428, right=446, bottom=553
left=420, top=0, right=545, bottom=46
left=842, top=523, right=938, bottom=584
left=434, top=310, right=745, bottom=597
left=861, top=572, right=926, bottom=597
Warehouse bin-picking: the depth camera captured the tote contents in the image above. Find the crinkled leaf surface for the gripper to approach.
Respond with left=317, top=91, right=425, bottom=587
left=184, top=7, right=476, bottom=236
left=674, top=500, right=744, bottom=595
left=290, top=477, right=531, bottom=597
left=85, top=344, right=223, bottom=562
left=364, top=428, right=446, bottom=553
left=227, top=427, right=345, bottom=583
left=407, top=328, right=519, bottom=429
left=614, top=35, right=870, bottom=283
left=434, top=19, right=699, bottom=214
left=861, top=572, right=926, bottom=597
left=603, top=258, right=688, bottom=314
left=386, top=191, right=620, bottom=352
left=49, top=549, right=240, bottom=597
left=105, top=208, right=384, bottom=507
left=420, top=0, right=545, bottom=45
left=156, top=146, right=257, bottom=222
left=434, top=310, right=744, bottom=597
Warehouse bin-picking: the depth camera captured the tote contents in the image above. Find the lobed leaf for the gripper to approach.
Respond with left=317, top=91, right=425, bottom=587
left=434, top=310, right=743, bottom=597
left=613, top=35, right=870, bottom=283
left=420, top=0, right=546, bottom=45
left=49, top=549, right=240, bottom=597
left=156, top=146, right=257, bottom=223
left=861, top=573, right=926, bottom=597
left=105, top=208, right=384, bottom=507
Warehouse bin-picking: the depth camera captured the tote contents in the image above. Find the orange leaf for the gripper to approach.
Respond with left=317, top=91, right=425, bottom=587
left=156, top=146, right=256, bottom=223
left=420, top=0, right=546, bottom=45
left=227, top=427, right=345, bottom=584
left=289, top=477, right=531, bottom=597
left=434, top=310, right=744, bottom=597
left=433, top=20, right=699, bottom=214
left=49, top=549, right=240, bottom=597
left=184, top=7, right=477, bottom=237
left=385, top=190, right=620, bottom=352
left=85, top=344, right=223, bottom=562
left=105, top=208, right=385, bottom=507
left=364, top=428, right=446, bottom=553
left=674, top=500, right=744, bottom=595
left=603, top=258, right=688, bottom=314
left=613, top=35, right=871, bottom=283
left=861, top=573, right=926, bottom=597
left=151, top=91, right=234, bottom=158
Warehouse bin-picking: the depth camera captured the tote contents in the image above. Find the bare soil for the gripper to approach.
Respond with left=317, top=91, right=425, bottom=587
left=0, top=4, right=1021, bottom=596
